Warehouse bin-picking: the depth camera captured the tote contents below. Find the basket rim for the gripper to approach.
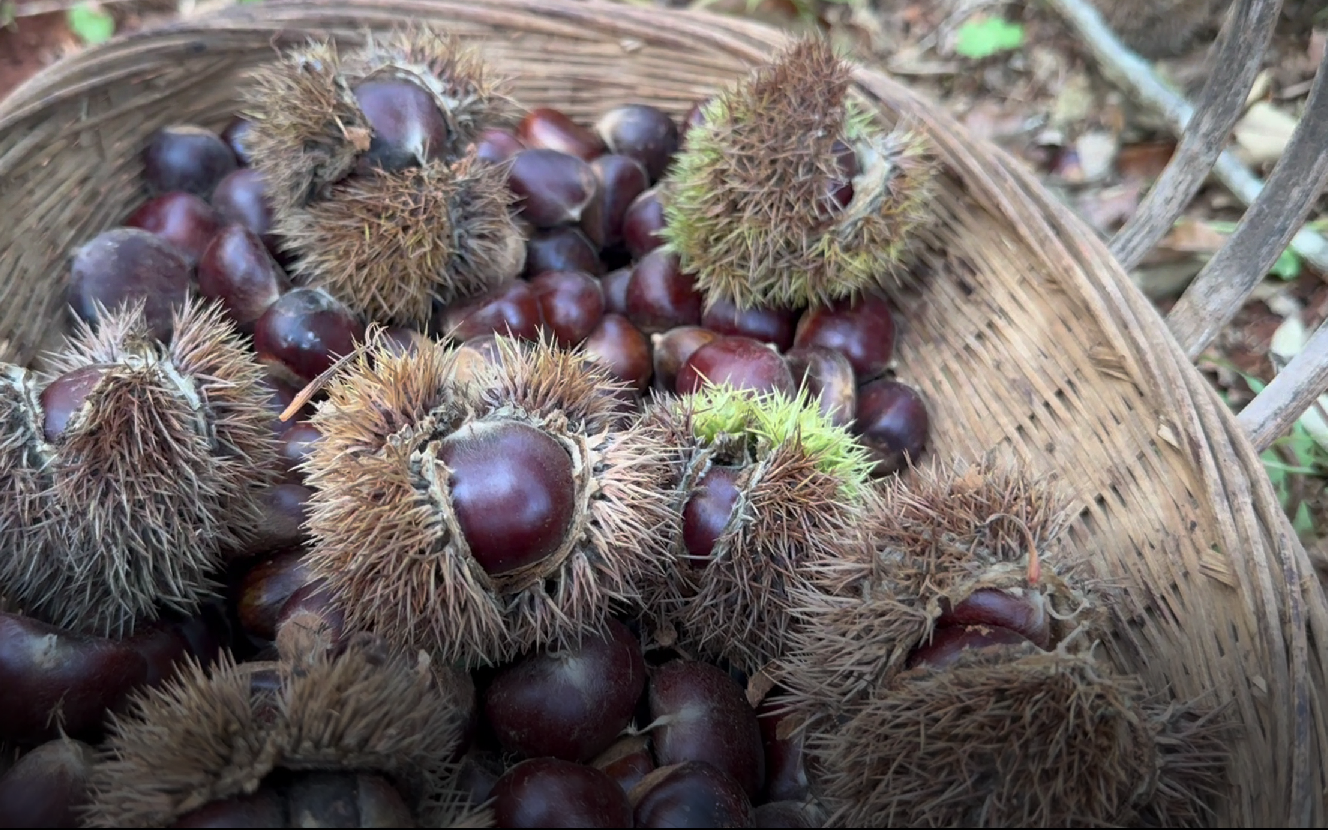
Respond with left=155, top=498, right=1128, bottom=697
left=0, top=1, right=1323, bottom=824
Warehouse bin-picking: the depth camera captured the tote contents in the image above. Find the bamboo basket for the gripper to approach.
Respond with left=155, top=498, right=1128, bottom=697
left=0, top=1, right=1324, bottom=826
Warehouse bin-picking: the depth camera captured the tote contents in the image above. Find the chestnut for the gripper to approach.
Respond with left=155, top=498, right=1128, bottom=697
left=0, top=737, right=95, bottom=828
left=237, top=548, right=314, bottom=642
left=621, top=187, right=666, bottom=260
left=275, top=579, right=347, bottom=651
left=629, top=761, right=755, bottom=828
left=581, top=314, right=652, bottom=391
left=675, top=336, right=796, bottom=398
left=756, top=696, right=809, bottom=803
left=595, top=104, right=680, bottom=183
left=625, top=249, right=703, bottom=335
left=531, top=270, right=606, bottom=347
left=68, top=227, right=192, bottom=343
left=792, top=293, right=896, bottom=381
left=484, top=618, right=646, bottom=763
left=587, top=154, right=650, bottom=249
left=852, top=378, right=930, bottom=477
left=508, top=149, right=601, bottom=229
left=593, top=735, right=656, bottom=795
left=492, top=757, right=633, bottom=828
left=906, top=624, right=1035, bottom=670
left=754, top=801, right=821, bottom=828
left=40, top=365, right=106, bottom=442
left=285, top=770, right=415, bottom=827
left=436, top=280, right=544, bottom=343
left=647, top=659, right=765, bottom=799
left=701, top=297, right=800, bottom=352
left=681, top=465, right=743, bottom=567
left=197, top=224, right=288, bottom=332
left=0, top=612, right=150, bottom=743
left=220, top=117, right=254, bottom=166
left=518, top=107, right=606, bottom=161
left=353, top=77, right=450, bottom=171
left=525, top=227, right=605, bottom=278
left=437, top=420, right=577, bottom=577
left=651, top=326, right=720, bottom=394
left=253, top=287, right=365, bottom=385
left=209, top=168, right=277, bottom=251
left=143, top=124, right=238, bottom=199
left=936, top=588, right=1051, bottom=650
left=124, top=191, right=224, bottom=266
left=600, top=267, right=633, bottom=317
left=276, top=421, right=322, bottom=482
left=784, top=346, right=857, bottom=428
left=474, top=128, right=526, bottom=164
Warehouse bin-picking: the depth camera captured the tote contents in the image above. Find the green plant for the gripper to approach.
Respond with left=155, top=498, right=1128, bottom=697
left=953, top=15, right=1026, bottom=59
left=1204, top=357, right=1326, bottom=537
left=65, top=2, right=114, bottom=45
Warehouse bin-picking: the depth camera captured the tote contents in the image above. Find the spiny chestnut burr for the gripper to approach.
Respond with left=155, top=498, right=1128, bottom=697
left=492, top=758, right=633, bottom=829
left=142, top=125, right=238, bottom=199
left=344, top=26, right=520, bottom=161
left=67, top=227, right=191, bottom=343
left=124, top=191, right=224, bottom=266
left=299, top=336, right=678, bottom=667
left=641, top=385, right=876, bottom=676
left=0, top=300, right=278, bottom=638
left=853, top=378, right=929, bottom=476
left=237, top=40, right=371, bottom=213
left=805, top=647, right=1225, bottom=828
left=82, top=636, right=477, bottom=828
left=776, top=457, right=1090, bottom=722
left=239, top=28, right=515, bottom=213
left=658, top=37, right=938, bottom=311
left=483, top=617, right=646, bottom=763
left=646, top=659, right=765, bottom=800
left=278, top=153, right=525, bottom=328
left=595, top=104, right=680, bottom=183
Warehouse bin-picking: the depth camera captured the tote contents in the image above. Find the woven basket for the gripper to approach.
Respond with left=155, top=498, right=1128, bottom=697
left=0, top=1, right=1323, bottom=825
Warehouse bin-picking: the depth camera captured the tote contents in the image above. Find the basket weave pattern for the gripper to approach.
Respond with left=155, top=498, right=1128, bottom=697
left=0, top=1, right=1324, bottom=825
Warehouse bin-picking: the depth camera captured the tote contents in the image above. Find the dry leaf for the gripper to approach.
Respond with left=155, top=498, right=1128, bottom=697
left=1233, top=101, right=1299, bottom=166
left=1158, top=217, right=1228, bottom=254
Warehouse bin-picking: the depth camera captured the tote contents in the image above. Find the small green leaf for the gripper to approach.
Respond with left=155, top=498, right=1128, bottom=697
left=953, top=16, right=1025, bottom=59
left=66, top=3, right=115, bottom=45
left=1271, top=246, right=1302, bottom=280
left=1292, top=502, right=1315, bottom=536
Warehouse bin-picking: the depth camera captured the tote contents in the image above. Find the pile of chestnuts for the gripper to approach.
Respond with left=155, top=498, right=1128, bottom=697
left=0, top=29, right=1225, bottom=830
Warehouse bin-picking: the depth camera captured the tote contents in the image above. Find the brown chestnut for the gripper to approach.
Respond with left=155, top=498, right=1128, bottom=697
left=492, top=757, right=633, bottom=828
left=518, top=107, right=606, bottom=161
left=582, top=313, right=652, bottom=391
left=525, top=227, right=605, bottom=277
left=0, top=737, right=96, bottom=828
left=675, top=337, right=796, bottom=398
left=595, top=104, right=680, bottom=183
left=784, top=346, right=857, bottom=428
left=852, top=378, right=929, bottom=477
left=143, top=124, right=238, bottom=199
left=629, top=761, right=755, bottom=828
left=68, top=228, right=192, bottom=343
left=124, top=191, right=224, bottom=266
left=197, top=224, right=287, bottom=331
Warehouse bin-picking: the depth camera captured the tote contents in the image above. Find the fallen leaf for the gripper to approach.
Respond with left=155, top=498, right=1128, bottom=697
left=1074, top=131, right=1118, bottom=183
left=1115, top=141, right=1177, bottom=181
left=1073, top=182, right=1143, bottom=233
left=1159, top=217, right=1228, bottom=254
left=1233, top=101, right=1299, bottom=166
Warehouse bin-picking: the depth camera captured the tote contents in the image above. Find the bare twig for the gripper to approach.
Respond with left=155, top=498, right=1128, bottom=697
left=1238, top=315, right=1328, bottom=452
left=1044, top=0, right=1328, bottom=277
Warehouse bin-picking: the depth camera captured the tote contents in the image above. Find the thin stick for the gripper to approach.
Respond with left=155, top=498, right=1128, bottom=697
left=1044, top=0, right=1328, bottom=275
left=1238, top=315, right=1328, bottom=452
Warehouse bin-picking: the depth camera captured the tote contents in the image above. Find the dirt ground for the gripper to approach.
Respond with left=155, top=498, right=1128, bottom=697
left=2, top=0, right=1324, bottom=549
